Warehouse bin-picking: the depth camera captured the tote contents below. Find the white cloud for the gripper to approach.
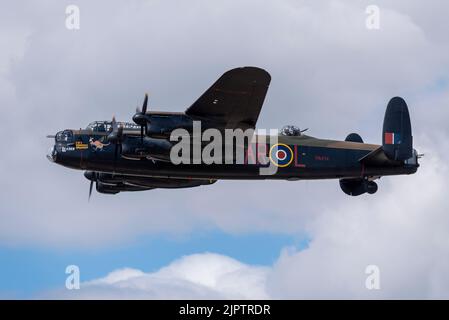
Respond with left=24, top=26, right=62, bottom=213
left=49, top=253, right=269, bottom=299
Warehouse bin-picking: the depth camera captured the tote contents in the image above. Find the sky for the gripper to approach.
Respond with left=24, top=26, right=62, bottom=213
left=0, top=0, right=449, bottom=299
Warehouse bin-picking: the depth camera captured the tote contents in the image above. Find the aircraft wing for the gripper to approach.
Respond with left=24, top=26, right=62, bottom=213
left=185, top=67, right=271, bottom=130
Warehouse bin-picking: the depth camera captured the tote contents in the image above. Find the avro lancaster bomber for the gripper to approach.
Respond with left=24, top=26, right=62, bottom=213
left=47, top=67, right=419, bottom=198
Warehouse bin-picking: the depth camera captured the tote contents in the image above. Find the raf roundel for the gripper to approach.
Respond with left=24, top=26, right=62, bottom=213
left=269, top=143, right=293, bottom=167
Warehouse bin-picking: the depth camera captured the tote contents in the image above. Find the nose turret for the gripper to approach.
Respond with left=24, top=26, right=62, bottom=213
left=46, top=129, right=85, bottom=170
left=47, top=145, right=57, bottom=162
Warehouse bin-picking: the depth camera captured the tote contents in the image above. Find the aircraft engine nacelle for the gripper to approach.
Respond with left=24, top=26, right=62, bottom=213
left=339, top=178, right=378, bottom=196
left=93, top=172, right=215, bottom=189
left=96, top=181, right=120, bottom=194
left=96, top=181, right=153, bottom=194
left=145, top=114, right=195, bottom=138
left=121, top=137, right=172, bottom=161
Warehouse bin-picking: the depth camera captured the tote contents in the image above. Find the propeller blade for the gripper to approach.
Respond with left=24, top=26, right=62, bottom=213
left=113, top=144, right=118, bottom=170
left=88, top=180, right=94, bottom=201
left=108, top=116, right=124, bottom=144
left=140, top=126, right=144, bottom=144
left=112, top=115, right=117, bottom=131
left=133, top=93, right=150, bottom=141
left=142, top=93, right=148, bottom=114
left=114, top=143, right=118, bottom=159
left=117, top=124, right=123, bottom=139
left=46, top=135, right=56, bottom=138
left=111, top=121, right=123, bottom=168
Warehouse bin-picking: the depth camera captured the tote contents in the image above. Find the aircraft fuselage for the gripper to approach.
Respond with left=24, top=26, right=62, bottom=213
left=48, top=129, right=418, bottom=181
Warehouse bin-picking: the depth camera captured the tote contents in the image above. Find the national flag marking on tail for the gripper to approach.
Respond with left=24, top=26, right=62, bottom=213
left=385, top=132, right=401, bottom=145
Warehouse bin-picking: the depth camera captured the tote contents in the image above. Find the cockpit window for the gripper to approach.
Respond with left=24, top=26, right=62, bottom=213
left=86, top=121, right=111, bottom=132
left=55, top=130, right=74, bottom=142
left=86, top=121, right=140, bottom=132
left=280, top=125, right=302, bottom=136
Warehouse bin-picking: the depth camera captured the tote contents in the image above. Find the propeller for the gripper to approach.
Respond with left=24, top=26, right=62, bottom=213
left=89, top=180, right=94, bottom=201
left=133, top=93, right=149, bottom=143
left=84, top=171, right=97, bottom=201
left=108, top=116, right=124, bottom=168
left=46, top=135, right=56, bottom=138
left=108, top=116, right=124, bottom=143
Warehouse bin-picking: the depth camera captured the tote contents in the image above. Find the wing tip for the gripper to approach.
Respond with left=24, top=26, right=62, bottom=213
left=224, top=66, right=271, bottom=82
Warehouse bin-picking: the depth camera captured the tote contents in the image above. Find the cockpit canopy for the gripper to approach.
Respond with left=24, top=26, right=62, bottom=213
left=86, top=121, right=112, bottom=132
left=86, top=121, right=140, bottom=132
left=280, top=125, right=303, bottom=136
